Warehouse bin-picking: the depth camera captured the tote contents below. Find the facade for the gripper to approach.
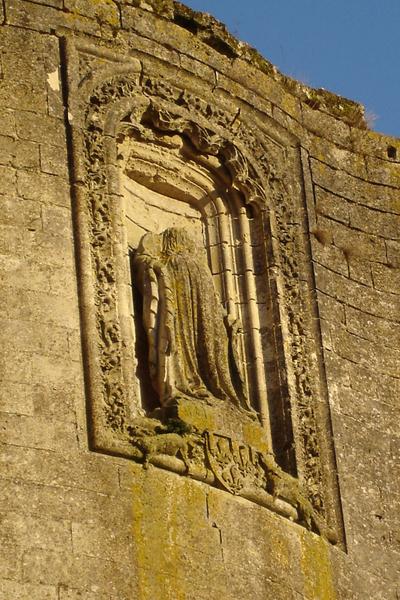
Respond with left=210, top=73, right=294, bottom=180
left=0, top=1, right=399, bottom=598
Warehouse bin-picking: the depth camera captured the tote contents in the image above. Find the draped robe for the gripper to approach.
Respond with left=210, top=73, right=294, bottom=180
left=133, top=227, right=251, bottom=411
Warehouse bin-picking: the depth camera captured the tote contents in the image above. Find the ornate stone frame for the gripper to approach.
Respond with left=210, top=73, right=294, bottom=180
left=62, top=37, right=345, bottom=545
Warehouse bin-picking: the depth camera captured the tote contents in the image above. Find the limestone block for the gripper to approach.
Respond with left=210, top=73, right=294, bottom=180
left=386, top=239, right=400, bottom=270
left=333, top=386, right=398, bottom=437
left=0, top=512, right=72, bottom=552
left=22, top=549, right=136, bottom=597
left=351, top=127, right=400, bottom=161
left=311, top=235, right=349, bottom=276
left=121, top=7, right=234, bottom=74
left=345, top=305, right=400, bottom=345
left=17, top=171, right=71, bottom=207
left=330, top=549, right=398, bottom=600
left=316, top=214, right=387, bottom=262
left=58, top=586, right=113, bottom=600
left=316, top=290, right=346, bottom=324
left=0, top=255, right=76, bottom=298
left=322, top=349, right=351, bottom=389
left=0, top=349, right=33, bottom=384
left=302, top=102, right=352, bottom=147
left=366, top=154, right=400, bottom=187
left=311, top=157, right=400, bottom=213
left=0, top=73, right=47, bottom=112
left=216, top=72, right=274, bottom=119
left=228, top=58, right=284, bottom=106
left=0, top=381, right=35, bottom=417
left=0, top=224, right=25, bottom=256
left=332, top=324, right=400, bottom=378
left=5, top=0, right=100, bottom=35
left=23, top=233, right=75, bottom=271
left=1, top=445, right=121, bottom=494
left=21, top=0, right=63, bottom=9
left=315, top=186, right=350, bottom=225
left=71, top=521, right=134, bottom=562
left=347, top=362, right=400, bottom=400
left=310, top=136, right=368, bottom=178
left=121, top=29, right=181, bottom=68
left=347, top=255, right=373, bottom=286
left=273, top=105, right=307, bottom=142
left=348, top=201, right=400, bottom=239
left=0, top=196, right=42, bottom=229
left=40, top=144, right=69, bottom=177
left=0, top=135, right=40, bottom=169
left=372, top=262, right=400, bottom=294
left=2, top=288, right=79, bottom=328
left=0, top=543, right=22, bottom=580
left=0, top=478, right=130, bottom=526
left=0, top=164, right=17, bottom=194
left=41, top=204, right=74, bottom=238
left=64, top=0, right=120, bottom=25
left=0, top=580, right=57, bottom=600
left=179, top=52, right=217, bottom=85
left=0, top=109, right=16, bottom=137
left=15, top=112, right=65, bottom=147
left=315, top=263, right=400, bottom=320
left=30, top=382, right=77, bottom=422
left=319, top=317, right=333, bottom=350
left=0, top=413, right=77, bottom=452
left=0, top=318, right=69, bottom=356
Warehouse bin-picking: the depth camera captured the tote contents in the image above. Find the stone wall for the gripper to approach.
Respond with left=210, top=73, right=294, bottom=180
left=309, top=142, right=400, bottom=596
left=0, top=2, right=399, bottom=599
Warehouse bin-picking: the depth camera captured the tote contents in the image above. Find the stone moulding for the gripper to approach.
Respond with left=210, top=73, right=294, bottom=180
left=62, top=36, right=345, bottom=546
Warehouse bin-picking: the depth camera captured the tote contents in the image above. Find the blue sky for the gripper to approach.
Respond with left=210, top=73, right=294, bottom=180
left=183, top=0, right=400, bottom=138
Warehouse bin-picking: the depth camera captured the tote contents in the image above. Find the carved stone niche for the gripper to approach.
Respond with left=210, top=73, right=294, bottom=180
left=63, top=38, right=345, bottom=545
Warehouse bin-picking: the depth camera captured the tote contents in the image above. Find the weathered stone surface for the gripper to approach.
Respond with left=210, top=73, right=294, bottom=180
left=345, top=304, right=400, bottom=344
left=311, top=156, right=400, bottom=213
left=372, top=262, right=400, bottom=294
left=0, top=511, right=72, bottom=552
left=0, top=580, right=58, bottom=600
left=315, top=263, right=400, bottom=320
left=0, top=109, right=16, bottom=137
left=302, top=102, right=352, bottom=147
left=0, top=135, right=40, bottom=169
left=0, top=1, right=399, bottom=599
left=315, top=186, right=350, bottom=224
left=5, top=0, right=103, bottom=36
left=387, top=239, right=400, bottom=267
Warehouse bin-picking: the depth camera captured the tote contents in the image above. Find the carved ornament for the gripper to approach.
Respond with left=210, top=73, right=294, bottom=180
left=63, top=37, right=344, bottom=545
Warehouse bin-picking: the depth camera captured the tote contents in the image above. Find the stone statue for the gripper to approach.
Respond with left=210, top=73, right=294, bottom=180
left=133, top=227, right=253, bottom=413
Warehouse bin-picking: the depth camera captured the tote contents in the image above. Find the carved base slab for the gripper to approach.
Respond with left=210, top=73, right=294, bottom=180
left=159, top=397, right=269, bottom=455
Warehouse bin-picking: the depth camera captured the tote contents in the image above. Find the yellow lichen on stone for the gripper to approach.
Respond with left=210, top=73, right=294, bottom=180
left=131, top=468, right=186, bottom=599
left=300, top=531, right=336, bottom=600
left=65, top=0, right=120, bottom=27
left=242, top=421, right=269, bottom=453
left=131, top=467, right=214, bottom=599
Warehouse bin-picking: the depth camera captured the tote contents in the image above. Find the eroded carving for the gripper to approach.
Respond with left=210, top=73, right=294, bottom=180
left=127, top=418, right=336, bottom=543
left=206, top=432, right=266, bottom=495
left=133, top=227, right=253, bottom=413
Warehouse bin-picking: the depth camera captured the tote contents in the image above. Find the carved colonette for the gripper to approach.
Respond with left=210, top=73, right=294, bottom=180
left=63, top=37, right=343, bottom=543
